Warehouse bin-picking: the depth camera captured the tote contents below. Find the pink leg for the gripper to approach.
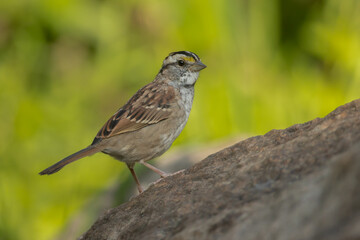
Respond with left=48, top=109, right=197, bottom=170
left=127, top=164, right=143, bottom=193
left=140, top=161, right=169, bottom=178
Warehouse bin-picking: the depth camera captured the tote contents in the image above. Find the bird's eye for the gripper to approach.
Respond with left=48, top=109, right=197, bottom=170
left=178, top=60, right=185, bottom=66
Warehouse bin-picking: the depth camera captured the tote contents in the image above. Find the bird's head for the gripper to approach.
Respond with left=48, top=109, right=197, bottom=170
left=159, top=51, right=206, bottom=87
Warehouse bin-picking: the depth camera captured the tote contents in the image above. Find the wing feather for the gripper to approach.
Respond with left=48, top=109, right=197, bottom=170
left=92, top=82, right=176, bottom=145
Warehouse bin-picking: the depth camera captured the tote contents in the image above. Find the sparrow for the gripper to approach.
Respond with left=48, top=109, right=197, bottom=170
left=39, top=51, right=206, bottom=193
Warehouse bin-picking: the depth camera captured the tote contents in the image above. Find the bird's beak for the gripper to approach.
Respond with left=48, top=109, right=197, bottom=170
left=190, top=61, right=207, bottom=72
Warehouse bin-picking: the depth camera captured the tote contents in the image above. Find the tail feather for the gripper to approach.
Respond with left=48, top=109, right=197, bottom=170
left=39, top=145, right=101, bottom=175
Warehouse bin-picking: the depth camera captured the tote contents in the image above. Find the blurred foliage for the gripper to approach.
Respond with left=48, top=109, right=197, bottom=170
left=0, top=0, right=359, bottom=239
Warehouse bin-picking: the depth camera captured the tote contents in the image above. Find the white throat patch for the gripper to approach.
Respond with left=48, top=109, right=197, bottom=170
left=180, top=71, right=199, bottom=86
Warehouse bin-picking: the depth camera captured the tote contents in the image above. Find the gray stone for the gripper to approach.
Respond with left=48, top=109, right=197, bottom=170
left=81, top=99, right=360, bottom=240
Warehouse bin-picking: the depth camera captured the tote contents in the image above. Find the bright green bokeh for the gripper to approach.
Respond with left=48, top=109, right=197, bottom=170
left=0, top=0, right=359, bottom=239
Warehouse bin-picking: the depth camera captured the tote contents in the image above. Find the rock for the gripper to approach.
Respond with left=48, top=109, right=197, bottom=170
left=81, top=99, right=360, bottom=240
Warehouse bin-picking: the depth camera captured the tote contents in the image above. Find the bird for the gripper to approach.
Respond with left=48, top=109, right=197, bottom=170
left=39, top=51, right=206, bottom=193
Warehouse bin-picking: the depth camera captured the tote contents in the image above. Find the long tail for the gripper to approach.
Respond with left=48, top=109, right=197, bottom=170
left=39, top=145, right=102, bottom=175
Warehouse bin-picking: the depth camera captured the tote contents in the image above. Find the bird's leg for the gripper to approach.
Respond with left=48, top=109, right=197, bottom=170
left=140, top=160, right=169, bottom=178
left=127, top=164, right=143, bottom=193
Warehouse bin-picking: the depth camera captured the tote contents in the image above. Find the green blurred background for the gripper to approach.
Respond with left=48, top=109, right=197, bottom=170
left=0, top=0, right=359, bottom=239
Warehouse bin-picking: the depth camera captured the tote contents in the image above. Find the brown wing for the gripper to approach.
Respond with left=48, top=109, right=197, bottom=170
left=91, top=82, right=175, bottom=145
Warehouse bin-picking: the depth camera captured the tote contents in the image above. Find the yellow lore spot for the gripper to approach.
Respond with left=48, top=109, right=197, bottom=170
left=182, top=56, right=196, bottom=63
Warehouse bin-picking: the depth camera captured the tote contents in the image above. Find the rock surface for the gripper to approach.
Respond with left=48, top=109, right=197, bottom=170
left=81, top=99, right=360, bottom=240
